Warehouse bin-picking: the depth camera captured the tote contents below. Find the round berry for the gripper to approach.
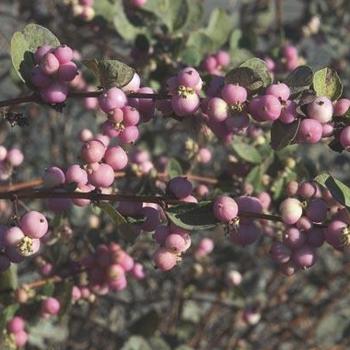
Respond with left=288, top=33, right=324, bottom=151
left=20, top=211, right=48, bottom=239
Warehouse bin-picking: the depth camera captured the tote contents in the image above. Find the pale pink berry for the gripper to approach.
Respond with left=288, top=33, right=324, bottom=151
left=57, top=62, right=78, bottom=81
left=3, top=226, right=25, bottom=247
left=72, top=184, right=94, bottom=207
left=153, top=247, right=177, bottom=271
left=215, top=50, right=230, bottom=66
left=177, top=67, right=201, bottom=89
left=280, top=100, right=297, bottom=124
left=283, top=227, right=305, bottom=249
left=104, top=146, right=128, bottom=170
left=334, top=98, right=350, bottom=117
left=98, top=87, right=127, bottom=113
left=226, top=270, right=242, bottom=286
left=6, top=148, right=24, bottom=167
left=325, top=220, right=349, bottom=249
left=296, top=216, right=313, bottom=231
left=43, top=166, right=65, bottom=188
left=79, top=128, right=93, bottom=142
left=221, top=84, right=247, bottom=105
left=171, top=93, right=200, bottom=117
left=88, top=163, right=115, bottom=188
left=280, top=198, right=303, bottom=225
left=283, top=45, right=298, bottom=59
left=307, top=96, right=333, bottom=123
left=257, top=192, right=271, bottom=210
left=298, top=181, right=318, bottom=199
left=40, top=52, right=60, bottom=75
left=14, top=330, right=28, bottom=347
left=298, top=119, right=323, bottom=144
left=292, top=245, right=317, bottom=268
left=286, top=181, right=299, bottom=196
left=20, top=211, right=48, bottom=239
left=107, top=264, right=125, bottom=282
left=340, top=126, right=350, bottom=149
left=257, top=95, right=282, bottom=121
left=41, top=297, right=61, bottom=316
left=198, top=238, right=214, bottom=254
left=165, top=233, right=186, bottom=253
left=122, top=106, right=140, bottom=126
left=202, top=55, right=218, bottom=73
left=119, top=126, right=140, bottom=144
left=18, top=238, right=40, bottom=257
left=213, top=195, right=238, bottom=222
left=207, top=97, right=228, bottom=122
left=0, top=146, right=7, bottom=161
left=266, top=83, right=290, bottom=101
left=131, top=263, right=145, bottom=279
left=7, top=316, right=25, bottom=334
left=81, top=139, right=106, bottom=163
left=40, top=82, right=68, bottom=104
left=34, top=45, right=53, bottom=63
left=131, top=0, right=147, bottom=7
left=66, top=164, right=88, bottom=185
left=53, top=44, right=73, bottom=64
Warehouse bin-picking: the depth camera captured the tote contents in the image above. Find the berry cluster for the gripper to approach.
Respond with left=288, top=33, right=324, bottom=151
left=4, top=317, right=28, bottom=348
left=0, top=211, right=48, bottom=272
left=69, top=0, right=95, bottom=21
left=202, top=50, right=231, bottom=75
left=79, top=242, right=145, bottom=295
left=31, top=44, right=78, bottom=104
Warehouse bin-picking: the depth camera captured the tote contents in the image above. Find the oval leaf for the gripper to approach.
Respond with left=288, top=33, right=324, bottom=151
left=270, top=119, right=300, bottom=151
left=285, top=65, right=313, bottom=94
left=313, top=67, right=343, bottom=101
left=84, top=59, right=135, bottom=89
left=232, top=142, right=261, bottom=164
left=225, top=67, right=263, bottom=91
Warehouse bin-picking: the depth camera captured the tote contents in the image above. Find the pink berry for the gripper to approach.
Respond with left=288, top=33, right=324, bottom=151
left=257, top=95, right=282, bottom=121
left=34, top=45, right=53, bottom=63
left=307, top=96, right=333, bottom=123
left=325, top=220, right=350, bottom=249
left=40, top=82, right=68, bottom=104
left=53, top=45, right=73, bottom=64
left=215, top=50, right=230, bottom=67
left=6, top=148, right=24, bottom=167
left=131, top=0, right=147, bottom=7
left=40, top=52, right=60, bottom=75
left=20, top=211, right=48, bottom=239
left=340, top=126, right=350, bottom=149
left=165, top=233, right=186, bottom=253
left=72, top=184, right=94, bottom=207
left=0, top=146, right=7, bottom=161
left=280, top=198, right=303, bottom=225
left=81, top=139, right=106, bottom=163
left=298, top=181, right=318, bottom=199
left=198, top=238, right=214, bottom=254
left=202, top=55, right=218, bottom=73
left=177, top=67, right=201, bottom=89
left=153, top=247, right=177, bottom=271
left=283, top=45, right=298, bottom=59
left=79, top=128, right=93, bottom=142
left=122, top=106, right=140, bottom=126
left=286, top=181, right=299, bottom=196
left=57, top=62, right=78, bottom=81
left=88, top=163, right=115, bottom=188
left=280, top=100, right=297, bottom=124
left=266, top=83, right=290, bottom=101
left=43, top=166, right=65, bottom=188
left=296, top=216, right=313, bottom=231
left=7, top=316, right=25, bottom=334
left=41, top=297, right=61, bottom=316
left=98, top=87, right=127, bottom=113
left=226, top=270, right=242, bottom=286
left=3, top=226, right=25, bottom=247
left=66, top=164, right=88, bottom=185
left=298, top=119, right=323, bottom=144
left=171, top=93, right=200, bottom=117
left=283, top=227, right=305, bottom=249
left=104, top=146, right=128, bottom=170
left=197, top=148, right=212, bottom=164
left=131, top=263, right=145, bottom=279
left=213, top=195, right=238, bottom=222
left=207, top=97, right=228, bottom=122
left=120, top=126, right=140, bottom=144
left=334, top=98, right=350, bottom=116
left=221, top=84, right=247, bottom=105
left=14, top=330, right=28, bottom=347
left=292, top=245, right=317, bottom=268
left=168, top=177, right=193, bottom=199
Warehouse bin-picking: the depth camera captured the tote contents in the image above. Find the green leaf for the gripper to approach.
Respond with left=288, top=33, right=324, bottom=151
left=229, top=29, right=242, bottom=50
left=313, top=67, right=343, bottom=101
left=113, top=0, right=145, bottom=41
left=225, top=67, right=263, bottom=92
left=270, top=119, right=300, bottom=151
left=41, top=282, right=55, bottom=297
left=205, top=9, right=234, bottom=49
left=232, top=142, right=261, bottom=164
left=240, top=58, right=272, bottom=89
left=314, top=174, right=350, bottom=209
left=83, top=59, right=134, bottom=89
left=97, top=202, right=127, bottom=225
left=0, top=264, right=18, bottom=292
left=245, top=166, right=264, bottom=192
left=186, top=31, right=214, bottom=59
left=285, top=65, right=313, bottom=94
left=179, top=46, right=202, bottom=66
left=166, top=201, right=217, bottom=231
left=166, top=159, right=183, bottom=178
left=122, top=336, right=152, bottom=350
left=149, top=337, right=171, bottom=350
left=0, top=304, right=19, bottom=331
left=272, top=177, right=285, bottom=200
left=94, top=0, right=118, bottom=22
left=11, top=24, right=60, bottom=83
left=129, top=310, right=160, bottom=337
